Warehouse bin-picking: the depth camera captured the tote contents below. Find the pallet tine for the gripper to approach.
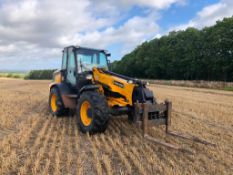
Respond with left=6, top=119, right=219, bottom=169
left=165, top=100, right=172, bottom=133
left=167, top=131, right=216, bottom=146
left=145, top=135, right=180, bottom=150
left=164, top=100, right=215, bottom=146
left=142, top=102, right=192, bottom=153
left=142, top=103, right=148, bottom=137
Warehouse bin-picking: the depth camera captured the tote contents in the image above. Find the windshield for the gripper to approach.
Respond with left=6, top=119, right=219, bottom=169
left=77, top=50, right=108, bottom=73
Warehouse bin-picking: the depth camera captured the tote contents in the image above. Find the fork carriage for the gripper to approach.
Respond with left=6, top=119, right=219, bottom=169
left=137, top=101, right=216, bottom=151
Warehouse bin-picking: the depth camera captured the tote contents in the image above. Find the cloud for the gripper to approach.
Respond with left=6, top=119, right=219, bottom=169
left=0, top=0, right=113, bottom=47
left=171, top=0, right=233, bottom=31
left=93, top=0, right=186, bottom=10
left=0, top=0, right=185, bottom=70
left=59, top=14, right=159, bottom=54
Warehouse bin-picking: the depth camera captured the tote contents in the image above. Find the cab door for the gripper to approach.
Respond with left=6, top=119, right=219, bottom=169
left=66, top=47, right=77, bottom=86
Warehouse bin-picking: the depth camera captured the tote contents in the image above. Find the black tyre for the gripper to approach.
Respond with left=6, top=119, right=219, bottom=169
left=77, top=91, right=109, bottom=133
left=127, top=108, right=137, bottom=123
left=49, top=87, right=67, bottom=116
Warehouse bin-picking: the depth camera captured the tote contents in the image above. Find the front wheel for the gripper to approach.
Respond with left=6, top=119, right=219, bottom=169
left=49, top=87, right=67, bottom=116
left=77, top=91, right=109, bottom=133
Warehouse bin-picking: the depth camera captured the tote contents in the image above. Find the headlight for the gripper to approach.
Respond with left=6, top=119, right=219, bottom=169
left=86, top=74, right=93, bottom=80
left=127, top=80, right=133, bottom=84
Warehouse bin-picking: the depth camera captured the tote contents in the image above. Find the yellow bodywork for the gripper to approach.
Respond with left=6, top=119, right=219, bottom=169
left=49, top=68, right=136, bottom=108
left=93, top=68, right=136, bottom=107
left=49, top=70, right=62, bottom=90
left=54, top=70, right=62, bottom=83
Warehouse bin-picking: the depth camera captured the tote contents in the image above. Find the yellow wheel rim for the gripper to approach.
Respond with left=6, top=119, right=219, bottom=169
left=51, top=94, right=57, bottom=112
left=80, top=101, right=92, bottom=126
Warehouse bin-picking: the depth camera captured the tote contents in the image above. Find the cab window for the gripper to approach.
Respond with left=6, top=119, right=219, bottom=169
left=62, top=51, right=67, bottom=70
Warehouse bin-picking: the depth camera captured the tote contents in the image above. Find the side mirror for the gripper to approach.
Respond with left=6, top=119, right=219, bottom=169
left=107, top=59, right=111, bottom=71
left=106, top=53, right=111, bottom=57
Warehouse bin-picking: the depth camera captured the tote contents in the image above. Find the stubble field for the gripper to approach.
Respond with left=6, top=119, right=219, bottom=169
left=0, top=78, right=232, bottom=175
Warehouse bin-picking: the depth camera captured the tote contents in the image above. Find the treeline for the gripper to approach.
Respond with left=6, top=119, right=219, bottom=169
left=25, top=69, right=55, bottom=80
left=112, top=16, right=233, bottom=81
left=0, top=73, right=24, bottom=79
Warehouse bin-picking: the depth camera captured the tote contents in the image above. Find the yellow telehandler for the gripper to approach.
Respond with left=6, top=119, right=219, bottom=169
left=49, top=46, right=215, bottom=150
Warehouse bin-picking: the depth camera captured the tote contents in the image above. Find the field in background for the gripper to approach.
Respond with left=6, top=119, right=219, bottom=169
left=0, top=69, right=54, bottom=80
left=145, top=79, right=233, bottom=91
left=0, top=78, right=232, bottom=174
left=0, top=72, right=26, bottom=79
left=2, top=69, right=233, bottom=91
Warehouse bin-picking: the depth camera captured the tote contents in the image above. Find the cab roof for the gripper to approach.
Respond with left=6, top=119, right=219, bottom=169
left=64, top=45, right=108, bottom=53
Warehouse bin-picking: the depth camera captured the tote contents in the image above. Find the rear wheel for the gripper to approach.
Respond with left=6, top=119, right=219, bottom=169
left=77, top=91, right=109, bottom=133
left=49, top=87, right=67, bottom=116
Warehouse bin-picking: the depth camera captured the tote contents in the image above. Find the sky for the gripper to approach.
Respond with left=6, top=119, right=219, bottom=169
left=0, top=0, right=232, bottom=71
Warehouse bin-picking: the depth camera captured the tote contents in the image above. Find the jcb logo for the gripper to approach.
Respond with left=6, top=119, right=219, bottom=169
left=113, top=81, right=124, bottom=88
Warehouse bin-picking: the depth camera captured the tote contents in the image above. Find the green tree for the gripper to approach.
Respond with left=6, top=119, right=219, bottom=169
left=112, top=16, right=233, bottom=82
